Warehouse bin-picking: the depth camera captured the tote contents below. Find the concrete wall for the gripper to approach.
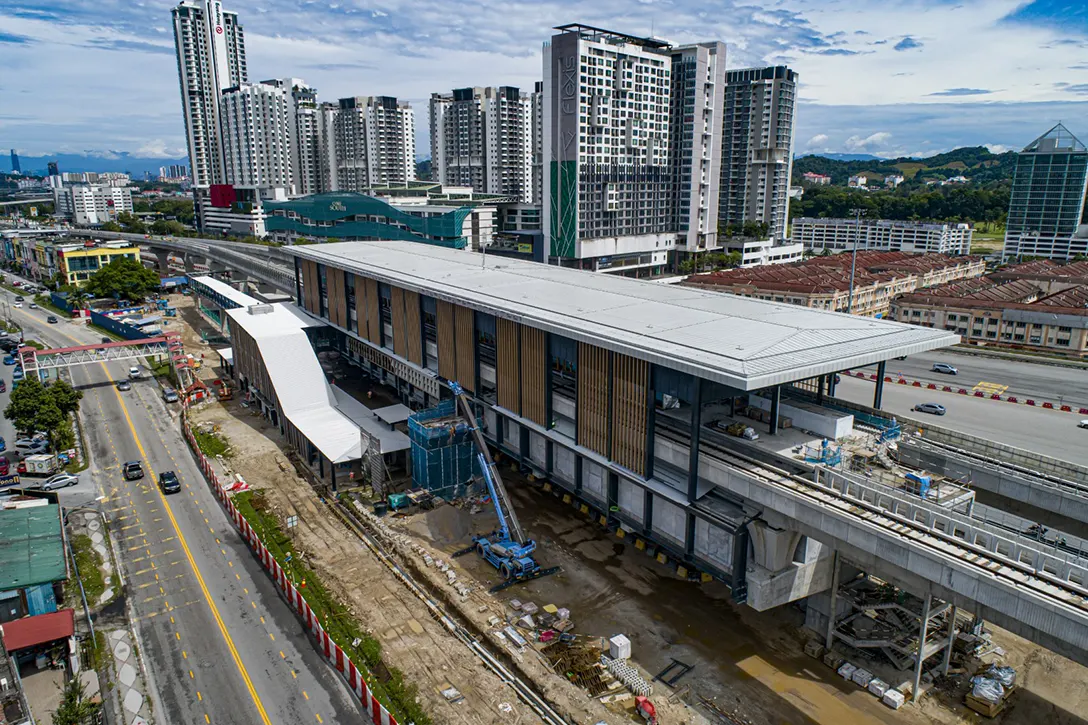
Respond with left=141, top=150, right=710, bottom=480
left=582, top=460, right=606, bottom=504
left=749, top=395, right=854, bottom=439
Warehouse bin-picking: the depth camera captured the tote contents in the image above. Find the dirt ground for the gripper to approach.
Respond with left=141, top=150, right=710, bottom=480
left=176, top=300, right=1088, bottom=725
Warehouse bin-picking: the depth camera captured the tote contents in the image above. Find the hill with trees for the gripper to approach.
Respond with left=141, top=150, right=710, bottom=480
left=794, top=147, right=1018, bottom=187
left=790, top=184, right=1009, bottom=226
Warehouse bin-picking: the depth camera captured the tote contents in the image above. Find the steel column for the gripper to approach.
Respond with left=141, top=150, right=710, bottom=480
left=913, top=595, right=932, bottom=703
left=687, top=376, right=704, bottom=502
left=874, top=361, right=887, bottom=410
left=768, top=385, right=781, bottom=436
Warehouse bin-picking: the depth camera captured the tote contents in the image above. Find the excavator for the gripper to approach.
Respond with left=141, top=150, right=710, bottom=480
left=449, top=382, right=559, bottom=592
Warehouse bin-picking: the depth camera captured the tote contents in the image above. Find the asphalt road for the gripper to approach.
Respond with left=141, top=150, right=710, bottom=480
left=7, top=305, right=359, bottom=724
left=834, top=375, right=1088, bottom=465
left=858, top=350, right=1088, bottom=408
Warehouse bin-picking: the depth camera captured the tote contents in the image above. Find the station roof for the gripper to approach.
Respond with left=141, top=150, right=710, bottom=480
left=290, top=242, right=958, bottom=391
left=0, top=504, right=67, bottom=591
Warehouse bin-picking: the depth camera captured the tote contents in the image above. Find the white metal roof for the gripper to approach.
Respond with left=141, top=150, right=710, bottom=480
left=331, top=389, right=411, bottom=454
left=191, top=275, right=262, bottom=308
left=291, top=242, right=959, bottom=390
left=225, top=303, right=361, bottom=463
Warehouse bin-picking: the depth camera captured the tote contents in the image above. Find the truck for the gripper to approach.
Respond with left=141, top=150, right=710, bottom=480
left=22, top=453, right=59, bottom=476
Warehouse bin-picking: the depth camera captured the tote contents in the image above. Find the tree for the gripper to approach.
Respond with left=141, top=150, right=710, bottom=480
left=4, top=378, right=65, bottom=446
left=84, top=257, right=161, bottom=301
left=151, top=219, right=187, bottom=236
left=52, top=676, right=100, bottom=725
left=99, top=222, right=122, bottom=232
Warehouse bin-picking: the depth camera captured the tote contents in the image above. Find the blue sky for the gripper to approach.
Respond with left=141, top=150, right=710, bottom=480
left=2, top=0, right=1088, bottom=162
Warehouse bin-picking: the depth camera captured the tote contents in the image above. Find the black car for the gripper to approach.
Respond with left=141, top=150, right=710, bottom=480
left=46, top=315, right=58, bottom=324
left=122, top=460, right=144, bottom=480
left=158, top=471, right=181, bottom=494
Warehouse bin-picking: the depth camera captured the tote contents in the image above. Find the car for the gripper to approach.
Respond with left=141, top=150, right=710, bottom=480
left=128, top=366, right=141, bottom=379
left=2, top=355, right=15, bottom=366
left=117, top=380, right=131, bottom=391
left=162, top=387, right=178, bottom=403
left=894, top=355, right=908, bottom=361
left=122, top=461, right=144, bottom=480
left=914, top=402, right=947, bottom=416
left=0, top=437, right=5, bottom=453
left=101, top=337, right=111, bottom=344
left=13, top=296, right=22, bottom=302
left=1079, top=419, right=1088, bottom=429
left=28, top=303, right=37, bottom=310
left=0, top=380, right=6, bottom=394
left=14, top=439, right=48, bottom=454
left=46, top=315, right=58, bottom=324
left=932, top=363, right=958, bottom=375
left=12, top=368, right=23, bottom=381
left=158, top=471, right=181, bottom=494
left=12, top=302, right=21, bottom=309
left=0, top=458, right=9, bottom=477
left=12, top=281, right=21, bottom=287
left=41, top=473, right=79, bottom=491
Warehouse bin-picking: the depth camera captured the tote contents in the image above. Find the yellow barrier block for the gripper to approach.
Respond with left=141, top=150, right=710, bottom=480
left=528, top=474, right=537, bottom=482
left=542, top=482, right=552, bottom=492
left=598, top=515, right=608, bottom=527
left=562, top=493, right=572, bottom=504
left=616, top=528, right=626, bottom=539
left=677, top=566, right=688, bottom=578
left=701, top=572, right=713, bottom=583
left=634, top=539, right=646, bottom=551
left=656, top=552, right=668, bottom=564
left=579, top=504, right=589, bottom=514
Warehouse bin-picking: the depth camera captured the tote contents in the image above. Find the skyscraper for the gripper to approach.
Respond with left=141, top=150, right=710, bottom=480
left=669, top=42, right=726, bottom=255
left=263, top=78, right=322, bottom=195
left=1003, top=123, right=1088, bottom=260
left=9, top=150, right=20, bottom=174
left=430, top=86, right=534, bottom=202
left=543, top=24, right=675, bottom=275
left=334, top=96, right=416, bottom=191
left=219, top=82, right=294, bottom=190
left=171, top=0, right=248, bottom=188
left=718, top=66, right=797, bottom=242
left=47, top=161, right=59, bottom=177
left=531, top=81, right=544, bottom=207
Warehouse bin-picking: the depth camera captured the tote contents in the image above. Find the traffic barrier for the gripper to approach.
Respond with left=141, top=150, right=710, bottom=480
left=974, top=391, right=984, bottom=397
left=897, top=379, right=908, bottom=385
left=869, top=373, right=877, bottom=380
left=943, top=386, right=953, bottom=392
left=991, top=394, right=1002, bottom=400
left=1080, top=408, right=1088, bottom=415
left=180, top=410, right=400, bottom=725
left=884, top=376, right=893, bottom=383
left=912, top=381, right=921, bottom=387
left=958, top=389, right=968, bottom=395
left=927, top=383, right=937, bottom=390
left=1062, top=405, right=1072, bottom=412
left=1043, top=402, right=1054, bottom=409
left=1027, top=399, right=1036, bottom=406
left=1008, top=397, right=1018, bottom=403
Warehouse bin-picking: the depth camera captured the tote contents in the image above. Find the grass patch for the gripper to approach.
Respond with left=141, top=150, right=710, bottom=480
left=71, top=534, right=109, bottom=604
left=232, top=490, right=430, bottom=725
left=65, top=416, right=89, bottom=473
left=192, top=428, right=231, bottom=458
left=32, top=294, right=71, bottom=318
left=89, top=324, right=123, bottom=342
left=22, top=339, right=44, bottom=350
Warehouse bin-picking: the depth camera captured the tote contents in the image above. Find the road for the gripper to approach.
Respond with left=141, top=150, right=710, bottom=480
left=862, top=350, right=1088, bottom=408
left=834, top=374, right=1088, bottom=465
left=6, top=301, right=359, bottom=724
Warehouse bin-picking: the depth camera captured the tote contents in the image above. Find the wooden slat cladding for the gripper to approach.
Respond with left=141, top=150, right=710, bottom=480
left=611, top=353, right=649, bottom=476
left=578, top=342, right=610, bottom=458
left=364, top=278, right=380, bottom=344
left=496, top=318, right=520, bottom=414
left=352, top=274, right=369, bottom=339
left=520, top=327, right=546, bottom=427
left=327, top=268, right=346, bottom=328
left=437, top=300, right=457, bottom=380
left=391, top=286, right=408, bottom=358
left=403, top=290, right=423, bottom=366
left=454, top=304, right=475, bottom=391
left=300, top=259, right=319, bottom=315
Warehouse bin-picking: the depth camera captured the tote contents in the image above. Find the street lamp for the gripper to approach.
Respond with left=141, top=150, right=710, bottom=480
left=847, top=208, right=867, bottom=314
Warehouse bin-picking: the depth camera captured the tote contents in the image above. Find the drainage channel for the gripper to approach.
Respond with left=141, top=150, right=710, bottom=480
left=323, top=497, right=570, bottom=725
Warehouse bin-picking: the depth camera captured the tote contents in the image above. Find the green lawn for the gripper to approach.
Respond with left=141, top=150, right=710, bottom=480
left=70, top=534, right=110, bottom=604
left=192, top=428, right=231, bottom=458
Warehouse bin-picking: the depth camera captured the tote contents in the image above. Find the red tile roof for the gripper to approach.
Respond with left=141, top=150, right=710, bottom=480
left=0, top=609, right=74, bottom=652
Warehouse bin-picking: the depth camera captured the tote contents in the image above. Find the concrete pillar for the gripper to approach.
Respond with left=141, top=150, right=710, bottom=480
left=874, top=361, right=887, bottom=410
left=745, top=520, right=834, bottom=611
left=827, top=372, right=838, bottom=398
left=913, top=595, right=932, bottom=703
left=941, top=605, right=958, bottom=675
left=688, top=377, right=704, bottom=502
left=768, top=385, right=781, bottom=435
left=825, top=551, right=841, bottom=651
left=150, top=248, right=170, bottom=276
left=183, top=253, right=196, bottom=275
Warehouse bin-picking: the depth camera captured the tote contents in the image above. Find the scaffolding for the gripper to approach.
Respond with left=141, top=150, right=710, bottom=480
left=408, top=400, right=480, bottom=498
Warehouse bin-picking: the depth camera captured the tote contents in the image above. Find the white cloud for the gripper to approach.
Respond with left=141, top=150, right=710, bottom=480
left=806, top=133, right=829, bottom=147
left=844, top=132, right=893, bottom=151
left=985, top=143, right=1014, bottom=154
left=135, top=140, right=188, bottom=159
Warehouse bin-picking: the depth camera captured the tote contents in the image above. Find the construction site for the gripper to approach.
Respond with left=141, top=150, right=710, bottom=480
left=164, top=282, right=1088, bottom=725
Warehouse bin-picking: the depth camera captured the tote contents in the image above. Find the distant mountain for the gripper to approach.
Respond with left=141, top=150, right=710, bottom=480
left=415, top=158, right=432, bottom=181
left=0, top=153, right=189, bottom=177
left=800, top=152, right=882, bottom=161
left=793, top=146, right=1017, bottom=187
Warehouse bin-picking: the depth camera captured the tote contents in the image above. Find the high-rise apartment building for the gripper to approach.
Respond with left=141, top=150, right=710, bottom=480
left=670, top=42, right=726, bottom=254
left=171, top=0, right=248, bottom=188
left=159, top=164, right=190, bottom=179
left=531, top=81, right=544, bottom=206
left=262, top=78, right=322, bottom=195
left=220, top=82, right=294, bottom=190
left=718, top=66, right=797, bottom=242
left=316, top=102, right=340, bottom=193
left=334, top=96, right=416, bottom=191
left=1003, top=123, right=1088, bottom=260
left=543, top=24, right=675, bottom=275
left=430, top=86, right=534, bottom=202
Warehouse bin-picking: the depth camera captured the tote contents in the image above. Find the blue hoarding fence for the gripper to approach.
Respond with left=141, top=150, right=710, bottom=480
left=88, top=310, right=151, bottom=341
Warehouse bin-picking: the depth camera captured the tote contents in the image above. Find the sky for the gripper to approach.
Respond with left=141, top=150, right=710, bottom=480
left=2, top=0, right=1088, bottom=164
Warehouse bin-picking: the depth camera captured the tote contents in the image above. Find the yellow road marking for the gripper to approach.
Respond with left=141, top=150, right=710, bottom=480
left=315, top=715, right=322, bottom=723
left=302, top=691, right=309, bottom=700
left=197, top=691, right=203, bottom=701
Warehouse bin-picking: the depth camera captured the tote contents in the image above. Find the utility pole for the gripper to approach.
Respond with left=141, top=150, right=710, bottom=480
left=847, top=208, right=866, bottom=315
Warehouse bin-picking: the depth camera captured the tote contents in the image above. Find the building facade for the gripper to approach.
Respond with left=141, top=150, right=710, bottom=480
left=531, top=81, right=544, bottom=206
left=794, top=218, right=974, bottom=256
left=1003, top=123, right=1088, bottom=260
left=670, top=42, right=726, bottom=255
left=53, top=184, right=134, bottom=225
left=719, top=66, right=797, bottom=242
left=171, top=0, right=248, bottom=188
left=56, top=241, right=141, bottom=286
left=430, top=86, right=535, bottom=203
left=543, top=24, right=675, bottom=276
left=262, top=78, right=323, bottom=196
left=334, top=96, right=416, bottom=192
left=220, top=82, right=294, bottom=191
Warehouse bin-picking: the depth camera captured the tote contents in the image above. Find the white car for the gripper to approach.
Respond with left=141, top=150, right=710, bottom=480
left=13, top=302, right=21, bottom=309
left=1079, top=420, right=1088, bottom=429
left=40, top=473, right=79, bottom=490
left=128, top=366, right=141, bottom=379
left=28, top=303, right=37, bottom=310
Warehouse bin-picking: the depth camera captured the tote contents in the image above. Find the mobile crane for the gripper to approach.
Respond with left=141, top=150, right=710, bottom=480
left=449, top=382, right=559, bottom=591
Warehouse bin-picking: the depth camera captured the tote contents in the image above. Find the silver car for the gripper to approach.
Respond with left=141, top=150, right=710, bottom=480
left=40, top=473, right=79, bottom=490
left=914, top=402, right=947, bottom=416
left=932, top=363, right=958, bottom=375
